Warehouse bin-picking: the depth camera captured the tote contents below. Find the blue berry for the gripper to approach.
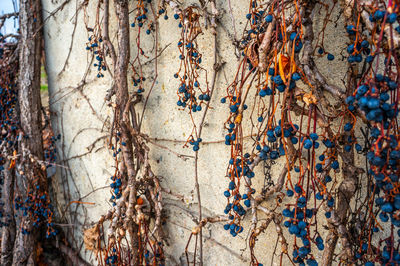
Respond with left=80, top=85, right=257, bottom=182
left=292, top=72, right=301, bottom=81
left=344, top=122, right=353, bottom=131
left=374, top=10, right=385, bottom=20
left=382, top=202, right=393, bottom=213
left=310, top=133, right=318, bottom=141
left=304, top=139, right=313, bottom=149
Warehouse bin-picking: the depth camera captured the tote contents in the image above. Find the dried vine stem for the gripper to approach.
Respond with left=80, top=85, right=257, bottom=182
left=191, top=1, right=220, bottom=264
left=112, top=0, right=141, bottom=262
left=0, top=12, right=18, bottom=29
left=102, top=0, right=117, bottom=68
left=298, top=1, right=346, bottom=100
left=258, top=19, right=276, bottom=72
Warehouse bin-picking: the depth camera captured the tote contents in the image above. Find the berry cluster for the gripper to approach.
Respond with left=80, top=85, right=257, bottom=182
left=130, top=0, right=153, bottom=34
left=109, top=174, right=122, bottom=204
left=129, top=0, right=159, bottom=94
left=43, top=132, right=60, bottom=167
left=347, top=81, right=397, bottom=123
left=222, top=154, right=253, bottom=237
left=0, top=43, right=19, bottom=229
left=86, top=33, right=106, bottom=78
left=0, top=36, right=58, bottom=241
left=109, top=132, right=123, bottom=205
left=157, top=7, right=169, bottom=21
left=347, top=77, right=400, bottom=264
left=15, top=188, right=57, bottom=238
left=105, top=247, right=118, bottom=265
left=173, top=6, right=210, bottom=150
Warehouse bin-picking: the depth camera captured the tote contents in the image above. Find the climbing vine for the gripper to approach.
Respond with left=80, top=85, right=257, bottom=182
left=1, top=0, right=400, bottom=265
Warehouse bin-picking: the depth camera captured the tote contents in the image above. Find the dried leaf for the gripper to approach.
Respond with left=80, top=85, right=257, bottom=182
left=245, top=41, right=259, bottom=67
left=83, top=226, right=99, bottom=252
left=303, top=92, right=317, bottom=106
left=278, top=54, right=290, bottom=83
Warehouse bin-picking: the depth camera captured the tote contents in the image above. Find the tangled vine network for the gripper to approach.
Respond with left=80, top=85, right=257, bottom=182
left=2, top=0, right=400, bottom=265
left=216, top=0, right=400, bottom=265
left=77, top=0, right=400, bottom=264
left=81, top=0, right=400, bottom=265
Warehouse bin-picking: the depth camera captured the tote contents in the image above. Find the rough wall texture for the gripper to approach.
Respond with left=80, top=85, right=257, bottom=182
left=41, top=0, right=351, bottom=264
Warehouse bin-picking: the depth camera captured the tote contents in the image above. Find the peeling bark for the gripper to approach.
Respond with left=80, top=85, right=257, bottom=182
left=12, top=0, right=44, bottom=264
left=1, top=166, right=16, bottom=266
left=18, top=0, right=43, bottom=159
left=258, top=20, right=276, bottom=72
